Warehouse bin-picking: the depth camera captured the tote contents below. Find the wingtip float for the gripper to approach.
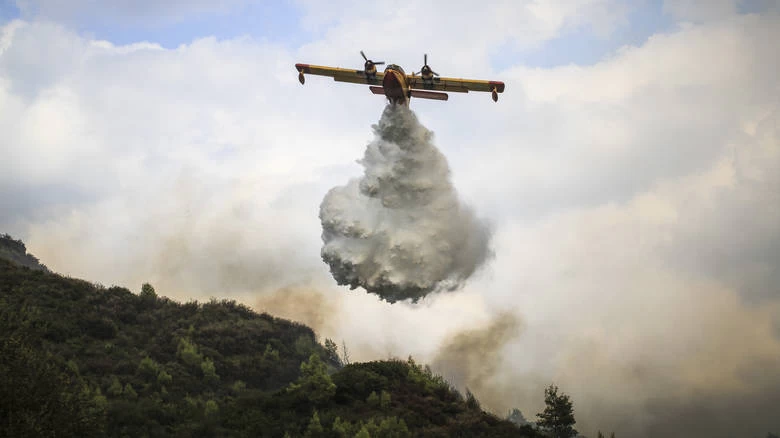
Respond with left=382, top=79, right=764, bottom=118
left=295, top=53, right=505, bottom=106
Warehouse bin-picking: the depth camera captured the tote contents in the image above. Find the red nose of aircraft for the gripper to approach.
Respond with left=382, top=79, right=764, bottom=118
left=382, top=70, right=406, bottom=104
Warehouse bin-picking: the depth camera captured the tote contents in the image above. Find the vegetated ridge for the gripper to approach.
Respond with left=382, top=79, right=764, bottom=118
left=0, top=234, right=539, bottom=437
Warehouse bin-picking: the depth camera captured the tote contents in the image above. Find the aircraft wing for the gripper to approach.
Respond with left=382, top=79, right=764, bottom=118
left=296, top=63, right=384, bottom=86
left=407, top=75, right=505, bottom=95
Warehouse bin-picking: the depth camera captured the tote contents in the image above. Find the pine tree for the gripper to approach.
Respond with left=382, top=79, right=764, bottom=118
left=201, top=357, right=219, bottom=383
left=304, top=410, right=324, bottom=438
left=324, top=338, right=340, bottom=365
left=379, top=390, right=392, bottom=409
left=354, top=425, right=371, bottom=438
left=177, top=338, right=203, bottom=368
left=341, top=340, right=351, bottom=365
left=107, top=376, right=123, bottom=396
left=465, top=388, right=481, bottom=410
left=157, top=369, right=172, bottom=387
left=123, top=383, right=137, bottom=400
left=332, top=417, right=349, bottom=437
left=376, top=416, right=410, bottom=437
left=287, top=354, right=336, bottom=405
left=140, top=283, right=156, bottom=298
left=536, top=384, right=577, bottom=438
left=507, top=408, right=528, bottom=426
left=137, top=356, right=159, bottom=379
left=204, top=400, right=219, bottom=417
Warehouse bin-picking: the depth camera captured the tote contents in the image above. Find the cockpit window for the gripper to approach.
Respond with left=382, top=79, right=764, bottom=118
left=385, top=64, right=405, bottom=74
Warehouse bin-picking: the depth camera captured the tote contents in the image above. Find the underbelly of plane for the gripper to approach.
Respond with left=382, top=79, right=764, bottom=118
left=382, top=70, right=408, bottom=105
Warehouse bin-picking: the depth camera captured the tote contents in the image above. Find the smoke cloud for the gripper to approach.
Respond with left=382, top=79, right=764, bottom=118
left=254, top=286, right=340, bottom=336
left=432, top=313, right=524, bottom=409
left=319, top=105, right=492, bottom=303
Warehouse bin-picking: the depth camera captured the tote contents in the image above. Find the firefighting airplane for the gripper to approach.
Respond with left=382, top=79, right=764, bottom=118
left=295, top=52, right=505, bottom=105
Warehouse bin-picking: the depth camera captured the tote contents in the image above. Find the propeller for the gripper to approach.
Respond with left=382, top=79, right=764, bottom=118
left=415, top=53, right=439, bottom=76
left=360, top=50, right=385, bottom=68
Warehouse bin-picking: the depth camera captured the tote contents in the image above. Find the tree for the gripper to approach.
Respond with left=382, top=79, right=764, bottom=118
left=137, top=356, right=159, bottom=379
left=294, top=334, right=314, bottom=356
left=597, top=432, right=604, bottom=438
left=367, top=391, right=380, bottom=407
left=536, top=384, right=577, bottom=438
left=465, top=388, right=481, bottom=410
left=355, top=426, right=371, bottom=438
left=263, top=343, right=280, bottom=362
left=123, top=383, right=137, bottom=400
left=341, top=340, right=351, bottom=365
left=303, top=410, right=324, bottom=438
left=376, top=416, right=410, bottom=438
left=139, top=283, right=157, bottom=305
left=177, top=337, right=203, bottom=368
left=156, top=369, right=172, bottom=387
left=287, top=354, right=336, bottom=405
left=332, top=417, right=349, bottom=437
left=0, top=337, right=105, bottom=437
left=204, top=399, right=219, bottom=417
left=324, top=338, right=341, bottom=366
left=107, top=376, right=123, bottom=396
left=230, top=380, right=245, bottom=393
left=507, top=408, right=529, bottom=426
left=201, top=357, right=219, bottom=383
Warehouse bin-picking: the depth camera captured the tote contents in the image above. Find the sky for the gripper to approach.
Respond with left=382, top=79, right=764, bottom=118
left=1, top=0, right=779, bottom=437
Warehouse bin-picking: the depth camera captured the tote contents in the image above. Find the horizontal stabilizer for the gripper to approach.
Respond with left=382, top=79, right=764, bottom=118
left=369, top=86, right=385, bottom=95
left=410, top=90, right=449, bottom=101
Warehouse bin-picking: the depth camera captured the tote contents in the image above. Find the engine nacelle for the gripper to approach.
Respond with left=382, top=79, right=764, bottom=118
left=417, top=54, right=439, bottom=82
left=360, top=51, right=384, bottom=79
left=364, top=62, right=377, bottom=79
left=491, top=87, right=498, bottom=102
left=298, top=71, right=305, bottom=84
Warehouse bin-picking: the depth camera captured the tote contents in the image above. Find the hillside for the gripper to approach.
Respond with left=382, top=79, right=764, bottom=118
left=0, top=237, right=540, bottom=437
left=0, top=234, right=48, bottom=271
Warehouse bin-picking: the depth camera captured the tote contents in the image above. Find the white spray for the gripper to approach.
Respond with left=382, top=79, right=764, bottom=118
left=319, top=105, right=492, bottom=303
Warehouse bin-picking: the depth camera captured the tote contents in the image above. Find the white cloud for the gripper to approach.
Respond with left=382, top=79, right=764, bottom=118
left=445, top=14, right=779, bottom=221
left=294, top=0, right=631, bottom=76
left=0, top=20, right=373, bottom=282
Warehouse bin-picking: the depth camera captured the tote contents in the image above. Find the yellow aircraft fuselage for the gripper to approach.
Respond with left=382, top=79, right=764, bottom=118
left=381, top=67, right=410, bottom=105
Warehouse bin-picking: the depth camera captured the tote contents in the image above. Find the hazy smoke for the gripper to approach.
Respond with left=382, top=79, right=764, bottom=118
left=432, top=313, right=523, bottom=409
left=319, top=105, right=492, bottom=303
left=255, top=286, right=340, bottom=336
